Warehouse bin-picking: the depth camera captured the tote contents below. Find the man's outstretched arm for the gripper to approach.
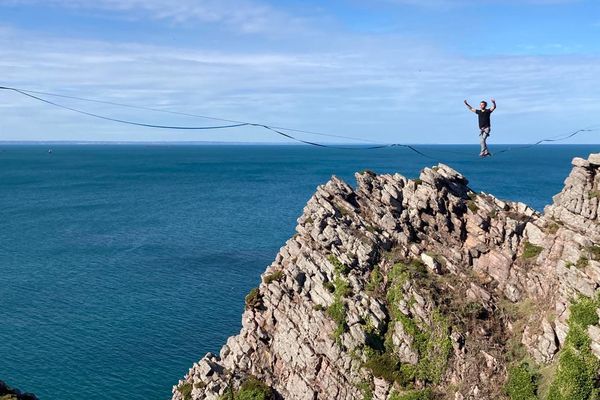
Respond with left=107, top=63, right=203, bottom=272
left=464, top=99, right=476, bottom=113
left=490, top=98, right=497, bottom=112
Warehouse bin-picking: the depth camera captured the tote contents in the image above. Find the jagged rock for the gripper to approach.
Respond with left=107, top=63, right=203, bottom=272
left=0, top=381, right=38, bottom=400
left=172, top=153, right=600, bottom=400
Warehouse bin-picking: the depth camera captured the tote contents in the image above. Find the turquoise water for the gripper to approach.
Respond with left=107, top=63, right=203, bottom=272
left=0, top=144, right=597, bottom=400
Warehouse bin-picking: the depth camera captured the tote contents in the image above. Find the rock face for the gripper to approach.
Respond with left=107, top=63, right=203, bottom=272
left=173, top=154, right=600, bottom=400
left=0, top=380, right=38, bottom=400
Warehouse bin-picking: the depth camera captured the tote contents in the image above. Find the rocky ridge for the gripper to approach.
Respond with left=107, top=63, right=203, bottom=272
left=0, top=380, right=38, bottom=400
left=173, top=153, right=600, bottom=400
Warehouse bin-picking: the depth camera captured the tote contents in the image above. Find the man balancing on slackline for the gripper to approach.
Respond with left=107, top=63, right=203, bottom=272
left=464, top=98, right=496, bottom=157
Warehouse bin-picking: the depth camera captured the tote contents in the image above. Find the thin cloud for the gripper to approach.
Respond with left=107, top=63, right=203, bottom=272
left=387, top=0, right=580, bottom=7
left=0, top=26, right=599, bottom=143
left=0, top=0, right=297, bottom=33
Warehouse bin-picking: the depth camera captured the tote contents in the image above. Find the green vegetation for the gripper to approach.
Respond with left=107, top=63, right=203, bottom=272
left=576, top=257, right=589, bottom=269
left=362, top=260, right=452, bottom=389
left=546, top=294, right=600, bottom=400
left=327, top=296, right=347, bottom=344
left=573, top=245, right=600, bottom=269
left=325, top=255, right=351, bottom=345
left=323, top=280, right=335, bottom=293
left=179, top=382, right=193, bottom=400
left=463, top=301, right=487, bottom=319
left=328, top=255, right=350, bottom=275
left=588, top=190, right=600, bottom=200
left=313, top=304, right=325, bottom=311
left=366, top=266, right=383, bottom=294
left=585, top=245, right=600, bottom=261
left=505, top=362, right=538, bottom=400
left=363, top=352, right=408, bottom=384
left=365, top=224, right=377, bottom=234
left=546, top=222, right=560, bottom=235
left=522, top=242, right=543, bottom=260
left=245, top=287, right=262, bottom=309
left=388, top=388, right=434, bottom=400
left=414, top=178, right=423, bottom=186
left=357, top=380, right=374, bottom=400
left=263, top=270, right=284, bottom=285
left=219, top=377, right=273, bottom=400
left=467, top=200, right=479, bottom=212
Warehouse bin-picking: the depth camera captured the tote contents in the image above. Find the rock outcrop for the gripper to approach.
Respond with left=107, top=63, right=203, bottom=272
left=173, top=154, right=600, bottom=400
left=0, top=380, right=38, bottom=400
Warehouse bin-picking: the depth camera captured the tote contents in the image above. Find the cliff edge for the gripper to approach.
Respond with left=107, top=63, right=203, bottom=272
left=173, top=153, right=600, bottom=400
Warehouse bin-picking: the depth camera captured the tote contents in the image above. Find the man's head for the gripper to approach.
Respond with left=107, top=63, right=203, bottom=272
left=479, top=101, right=488, bottom=110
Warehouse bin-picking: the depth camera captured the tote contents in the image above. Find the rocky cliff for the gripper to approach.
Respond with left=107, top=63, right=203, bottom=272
left=172, top=153, right=600, bottom=400
left=0, top=380, right=38, bottom=400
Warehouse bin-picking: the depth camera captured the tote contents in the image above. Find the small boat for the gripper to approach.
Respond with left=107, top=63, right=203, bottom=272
left=48, top=149, right=53, bottom=154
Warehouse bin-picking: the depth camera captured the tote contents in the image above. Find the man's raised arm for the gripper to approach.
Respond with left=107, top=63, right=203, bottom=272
left=464, top=99, right=476, bottom=113
left=490, top=98, right=497, bottom=112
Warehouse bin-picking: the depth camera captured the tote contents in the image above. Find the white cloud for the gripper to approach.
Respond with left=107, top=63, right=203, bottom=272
left=0, top=26, right=599, bottom=144
left=386, top=0, right=580, bottom=7
left=0, top=0, right=298, bottom=33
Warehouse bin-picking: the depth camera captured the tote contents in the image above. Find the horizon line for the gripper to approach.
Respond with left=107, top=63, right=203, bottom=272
left=0, top=141, right=599, bottom=146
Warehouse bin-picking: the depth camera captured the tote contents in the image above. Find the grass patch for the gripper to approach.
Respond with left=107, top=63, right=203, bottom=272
left=505, top=362, right=538, bottom=400
left=326, top=262, right=351, bottom=346
left=335, top=204, right=350, bottom=217
left=546, top=222, right=560, bottom=234
left=219, top=376, right=273, bottom=400
left=522, top=242, right=543, bottom=260
left=328, top=297, right=348, bottom=345
left=546, top=294, right=600, bottom=400
left=389, top=389, right=434, bottom=400
left=585, top=245, right=600, bottom=261
left=263, top=270, right=284, bottom=285
left=328, top=255, right=350, bottom=275
left=363, top=259, right=451, bottom=388
left=323, top=280, right=335, bottom=293
left=357, top=380, right=374, bottom=400
left=576, top=256, right=589, bottom=269
left=363, top=353, right=413, bottom=386
left=365, top=224, right=377, bottom=234
left=245, top=287, right=262, bottom=309
left=467, top=200, right=479, bottom=212
left=366, top=266, right=383, bottom=295
left=179, top=382, right=193, bottom=400
left=588, top=190, right=600, bottom=200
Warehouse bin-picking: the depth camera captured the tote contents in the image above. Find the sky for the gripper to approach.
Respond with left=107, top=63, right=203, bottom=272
left=0, top=0, right=599, bottom=144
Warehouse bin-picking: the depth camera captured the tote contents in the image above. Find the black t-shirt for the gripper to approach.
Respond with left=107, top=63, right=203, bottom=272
left=476, top=109, right=492, bottom=128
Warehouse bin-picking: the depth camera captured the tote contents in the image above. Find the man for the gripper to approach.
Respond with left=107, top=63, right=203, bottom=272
left=464, top=98, right=496, bottom=157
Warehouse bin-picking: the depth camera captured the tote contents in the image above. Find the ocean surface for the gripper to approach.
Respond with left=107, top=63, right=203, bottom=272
left=0, top=144, right=598, bottom=400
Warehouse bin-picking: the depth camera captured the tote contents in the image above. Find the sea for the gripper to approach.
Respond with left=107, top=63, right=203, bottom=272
left=0, top=144, right=597, bottom=400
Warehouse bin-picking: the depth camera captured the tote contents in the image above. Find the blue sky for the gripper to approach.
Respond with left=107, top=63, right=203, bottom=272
left=0, top=0, right=599, bottom=143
